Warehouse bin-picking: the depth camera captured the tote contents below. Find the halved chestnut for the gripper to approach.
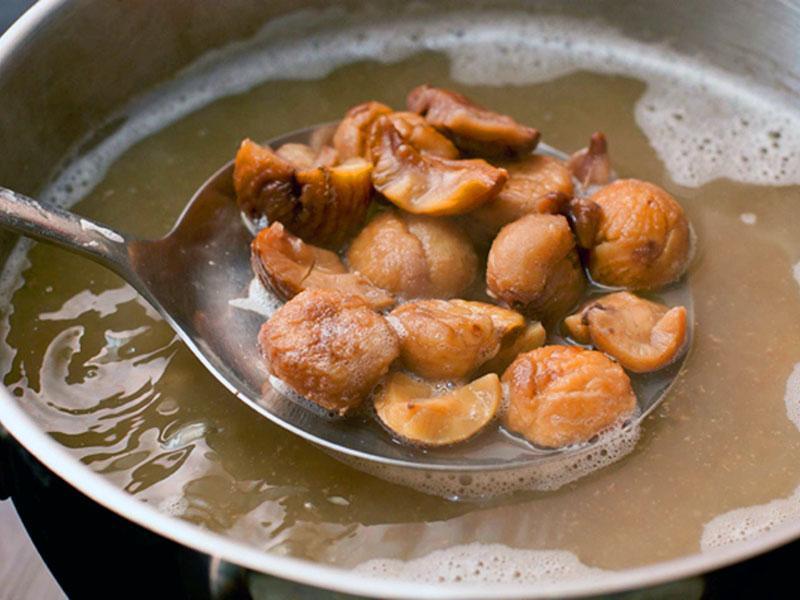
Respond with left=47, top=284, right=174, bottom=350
left=407, top=84, right=540, bottom=157
left=233, top=139, right=373, bottom=248
left=251, top=223, right=394, bottom=310
left=374, top=372, right=501, bottom=447
left=369, top=115, right=507, bottom=216
left=388, top=111, right=460, bottom=159
left=564, top=292, right=688, bottom=372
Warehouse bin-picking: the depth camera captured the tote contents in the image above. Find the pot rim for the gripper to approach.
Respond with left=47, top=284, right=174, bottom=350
left=3, top=1, right=800, bottom=598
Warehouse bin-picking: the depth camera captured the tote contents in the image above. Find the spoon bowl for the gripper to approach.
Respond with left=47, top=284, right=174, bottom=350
left=0, top=124, right=691, bottom=483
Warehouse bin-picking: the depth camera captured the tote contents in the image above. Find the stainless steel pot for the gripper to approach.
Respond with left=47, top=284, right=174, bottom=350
left=2, top=1, right=800, bottom=597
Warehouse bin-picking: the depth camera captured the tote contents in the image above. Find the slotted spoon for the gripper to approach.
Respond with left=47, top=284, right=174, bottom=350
left=0, top=124, right=690, bottom=476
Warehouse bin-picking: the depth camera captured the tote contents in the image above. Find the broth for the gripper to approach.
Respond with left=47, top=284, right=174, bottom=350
left=3, top=10, right=800, bottom=580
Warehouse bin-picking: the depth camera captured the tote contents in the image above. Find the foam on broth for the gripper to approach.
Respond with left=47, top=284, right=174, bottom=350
left=2, top=6, right=800, bottom=584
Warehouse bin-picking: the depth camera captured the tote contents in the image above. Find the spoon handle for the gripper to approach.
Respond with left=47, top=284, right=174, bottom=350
left=0, top=187, right=132, bottom=274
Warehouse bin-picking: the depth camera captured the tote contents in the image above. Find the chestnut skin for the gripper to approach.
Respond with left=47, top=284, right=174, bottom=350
left=347, top=210, right=478, bottom=299
left=487, top=213, right=586, bottom=322
left=259, top=289, right=399, bottom=415
left=502, top=345, right=637, bottom=448
left=588, top=179, right=691, bottom=290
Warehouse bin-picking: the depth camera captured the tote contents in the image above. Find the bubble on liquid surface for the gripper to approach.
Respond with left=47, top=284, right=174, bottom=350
left=793, top=262, right=800, bottom=293
left=37, top=7, right=800, bottom=216
left=699, top=366, right=800, bottom=551
left=228, top=277, right=283, bottom=318
left=353, top=542, right=609, bottom=585
left=701, top=484, right=800, bottom=551
left=338, top=421, right=641, bottom=500
left=158, top=495, right=189, bottom=518
left=739, top=213, right=757, bottom=225
left=2, top=5, right=788, bottom=503
left=784, top=363, right=800, bottom=433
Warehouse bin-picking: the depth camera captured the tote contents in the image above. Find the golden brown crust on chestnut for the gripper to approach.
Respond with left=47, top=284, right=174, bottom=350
left=259, top=289, right=399, bottom=414
left=588, top=179, right=691, bottom=290
left=368, top=115, right=507, bottom=216
left=487, top=214, right=586, bottom=322
left=563, top=292, right=688, bottom=372
left=502, top=345, right=637, bottom=448
left=251, top=223, right=394, bottom=310
left=347, top=210, right=478, bottom=299
left=407, top=84, right=540, bottom=157
left=234, top=139, right=373, bottom=248
left=389, top=299, right=526, bottom=380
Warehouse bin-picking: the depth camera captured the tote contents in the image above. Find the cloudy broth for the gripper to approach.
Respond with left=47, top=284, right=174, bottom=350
left=3, top=11, right=800, bottom=581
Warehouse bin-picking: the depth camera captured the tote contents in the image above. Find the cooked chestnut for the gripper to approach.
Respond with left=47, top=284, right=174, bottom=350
left=259, top=289, right=399, bottom=414
left=234, top=138, right=295, bottom=221
left=407, top=84, right=540, bottom=157
left=233, top=139, right=373, bottom=247
left=388, top=299, right=527, bottom=380
left=275, top=142, right=337, bottom=170
left=566, top=132, right=612, bottom=187
left=478, top=321, right=546, bottom=376
left=374, top=372, right=501, bottom=447
left=486, top=213, right=586, bottom=321
left=588, top=179, right=691, bottom=290
left=251, top=223, right=394, bottom=310
left=564, top=292, right=688, bottom=372
left=502, top=345, right=637, bottom=448
left=333, top=101, right=393, bottom=160
left=388, top=111, right=459, bottom=159
left=347, top=210, right=478, bottom=299
left=471, top=155, right=575, bottom=235
left=368, top=115, right=507, bottom=216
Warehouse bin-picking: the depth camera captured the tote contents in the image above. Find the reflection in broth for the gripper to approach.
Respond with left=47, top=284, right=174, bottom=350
left=3, top=10, right=800, bottom=579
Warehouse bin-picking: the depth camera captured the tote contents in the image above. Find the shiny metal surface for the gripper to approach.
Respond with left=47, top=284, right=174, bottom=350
left=1, top=0, right=800, bottom=598
left=0, top=127, right=685, bottom=472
